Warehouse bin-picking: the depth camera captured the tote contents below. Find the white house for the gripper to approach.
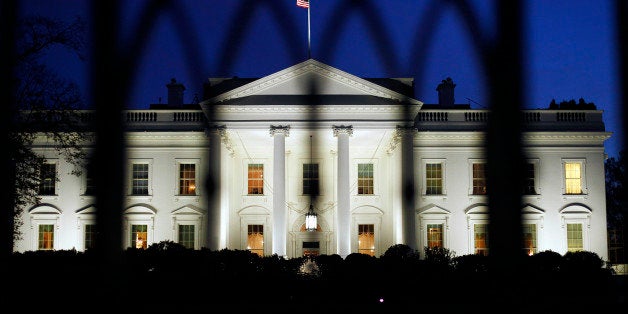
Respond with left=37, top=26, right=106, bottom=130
left=14, top=59, right=612, bottom=261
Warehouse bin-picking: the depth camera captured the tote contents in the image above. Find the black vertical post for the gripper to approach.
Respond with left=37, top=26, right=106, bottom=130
left=485, top=0, right=525, bottom=308
left=0, top=0, right=18, bottom=259
left=92, top=0, right=125, bottom=307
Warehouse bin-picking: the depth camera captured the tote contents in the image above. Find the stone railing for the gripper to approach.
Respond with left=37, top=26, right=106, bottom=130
left=76, top=109, right=207, bottom=131
left=416, top=109, right=605, bottom=132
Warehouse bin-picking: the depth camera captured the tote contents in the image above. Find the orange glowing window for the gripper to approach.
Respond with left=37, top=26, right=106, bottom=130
left=38, top=224, right=54, bottom=250
left=179, top=163, right=196, bottom=195
left=248, top=164, right=264, bottom=195
left=358, top=224, right=375, bottom=256
left=247, top=224, right=264, bottom=256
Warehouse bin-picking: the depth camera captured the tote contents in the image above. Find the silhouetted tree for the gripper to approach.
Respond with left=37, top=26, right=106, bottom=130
left=547, top=98, right=597, bottom=110
left=9, top=15, right=89, bottom=243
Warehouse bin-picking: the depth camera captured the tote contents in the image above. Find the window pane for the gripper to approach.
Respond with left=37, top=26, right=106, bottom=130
left=474, top=224, right=489, bottom=256
left=85, top=160, right=95, bottom=195
left=426, top=163, right=443, bottom=195
left=303, top=163, right=319, bottom=195
left=358, top=224, right=375, bottom=256
left=38, top=224, right=54, bottom=250
left=567, top=223, right=583, bottom=252
left=427, top=224, right=443, bottom=248
left=523, top=163, right=536, bottom=195
left=247, top=224, right=264, bottom=256
left=565, top=162, right=582, bottom=194
left=248, top=164, right=264, bottom=195
left=132, top=224, right=148, bottom=249
left=357, top=163, right=374, bottom=195
left=472, top=163, right=487, bottom=195
left=38, top=163, right=56, bottom=195
left=132, top=163, right=149, bottom=195
left=178, top=225, right=195, bottom=249
left=84, top=224, right=96, bottom=250
left=522, top=223, right=537, bottom=255
left=179, top=163, right=196, bottom=195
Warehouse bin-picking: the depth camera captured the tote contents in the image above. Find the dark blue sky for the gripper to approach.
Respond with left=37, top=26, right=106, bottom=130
left=20, top=0, right=623, bottom=158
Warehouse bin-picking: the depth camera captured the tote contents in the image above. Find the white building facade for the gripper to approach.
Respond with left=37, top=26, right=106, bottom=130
left=14, top=59, right=612, bottom=261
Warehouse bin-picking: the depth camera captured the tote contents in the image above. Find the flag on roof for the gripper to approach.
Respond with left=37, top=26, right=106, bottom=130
left=297, top=0, right=309, bottom=9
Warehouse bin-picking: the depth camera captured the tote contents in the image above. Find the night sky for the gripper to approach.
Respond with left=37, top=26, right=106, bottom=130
left=19, top=0, right=624, bottom=158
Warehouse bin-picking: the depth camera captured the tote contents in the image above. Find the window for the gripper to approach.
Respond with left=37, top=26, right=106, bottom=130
left=357, top=163, right=374, bottom=195
left=564, top=161, right=583, bottom=194
left=474, top=224, right=489, bottom=256
left=522, top=223, right=537, bottom=255
left=418, top=205, right=450, bottom=252
left=427, top=224, right=443, bottom=248
left=178, top=225, right=195, bottom=249
left=303, top=241, right=320, bottom=257
left=179, top=163, right=197, bottom=195
left=38, top=163, right=57, bottom=195
left=248, top=163, right=264, bottom=195
left=247, top=224, right=264, bottom=256
left=425, top=163, right=443, bottom=195
left=608, top=228, right=625, bottom=264
left=566, top=223, right=583, bottom=252
left=131, top=163, right=149, bottom=195
left=84, top=224, right=96, bottom=250
left=472, top=163, right=487, bottom=195
left=358, top=224, right=375, bottom=256
left=303, top=163, right=319, bottom=195
left=84, top=162, right=95, bottom=196
left=38, top=224, right=54, bottom=250
left=523, top=162, right=537, bottom=195
left=132, top=224, right=148, bottom=249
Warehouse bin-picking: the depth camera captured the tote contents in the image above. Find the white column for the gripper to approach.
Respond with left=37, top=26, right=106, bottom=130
left=205, top=126, right=224, bottom=251
left=270, top=125, right=289, bottom=257
left=333, top=125, right=352, bottom=258
left=399, top=126, right=417, bottom=250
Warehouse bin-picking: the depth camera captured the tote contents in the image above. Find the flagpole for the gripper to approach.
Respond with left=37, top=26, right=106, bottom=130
left=307, top=2, right=311, bottom=59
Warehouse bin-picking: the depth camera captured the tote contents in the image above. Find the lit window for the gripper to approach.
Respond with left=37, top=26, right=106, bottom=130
left=358, top=224, right=375, bottom=256
left=38, top=163, right=56, bottom=195
left=565, top=162, right=582, bottom=194
left=474, top=224, right=489, bottom=256
left=303, top=163, right=319, bottom=195
left=425, top=163, right=443, bottom=195
left=357, top=163, right=374, bottom=195
left=472, top=163, right=487, bottom=195
left=132, top=224, right=148, bottom=249
left=131, top=163, right=149, bottom=195
left=247, top=224, right=264, bottom=256
left=179, top=163, right=196, bottom=195
left=522, top=224, right=537, bottom=255
left=38, top=224, right=54, bottom=250
left=303, top=241, right=320, bottom=257
left=427, top=224, right=443, bottom=248
left=178, top=225, right=195, bottom=249
left=248, top=164, right=264, bottom=195
left=567, top=223, right=583, bottom=252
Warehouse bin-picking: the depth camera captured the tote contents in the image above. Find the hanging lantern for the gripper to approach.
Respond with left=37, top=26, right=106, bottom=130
left=305, top=204, right=317, bottom=231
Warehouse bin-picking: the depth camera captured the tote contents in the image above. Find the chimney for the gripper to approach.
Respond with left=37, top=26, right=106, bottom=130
left=436, top=77, right=456, bottom=106
left=167, top=78, right=185, bottom=106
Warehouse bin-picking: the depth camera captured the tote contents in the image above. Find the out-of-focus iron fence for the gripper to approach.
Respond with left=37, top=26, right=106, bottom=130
left=1, top=0, right=626, bottom=310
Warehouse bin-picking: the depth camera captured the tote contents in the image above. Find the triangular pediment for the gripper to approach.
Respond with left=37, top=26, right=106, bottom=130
left=171, top=205, right=204, bottom=216
left=417, top=204, right=451, bottom=215
left=204, top=59, right=421, bottom=104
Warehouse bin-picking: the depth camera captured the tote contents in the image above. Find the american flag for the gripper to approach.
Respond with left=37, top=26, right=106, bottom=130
left=296, top=0, right=309, bottom=9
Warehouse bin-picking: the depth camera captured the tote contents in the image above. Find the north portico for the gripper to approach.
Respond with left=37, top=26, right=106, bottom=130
left=201, top=59, right=421, bottom=258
